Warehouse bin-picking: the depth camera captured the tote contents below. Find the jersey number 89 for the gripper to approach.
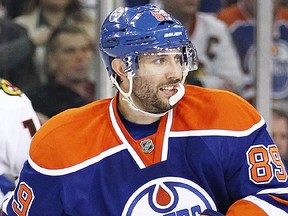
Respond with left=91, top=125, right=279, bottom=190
left=247, top=144, right=287, bottom=184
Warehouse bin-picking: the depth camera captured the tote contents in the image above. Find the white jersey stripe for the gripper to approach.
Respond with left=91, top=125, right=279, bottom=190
left=161, top=109, right=173, bottom=161
left=109, top=99, right=146, bottom=169
left=169, top=116, right=265, bottom=137
left=257, top=187, right=288, bottom=194
left=244, top=195, right=287, bottom=216
left=28, top=144, right=127, bottom=176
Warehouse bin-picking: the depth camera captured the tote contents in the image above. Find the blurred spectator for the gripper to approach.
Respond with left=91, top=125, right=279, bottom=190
left=0, top=17, right=51, bottom=92
left=125, top=0, right=238, bottom=12
left=224, top=0, right=238, bottom=6
left=281, top=0, right=288, bottom=7
left=154, top=0, right=245, bottom=97
left=0, top=0, right=6, bottom=17
left=14, top=0, right=97, bottom=86
left=0, top=18, right=34, bottom=90
left=1, top=0, right=30, bottom=18
left=271, top=108, right=288, bottom=166
left=217, top=0, right=288, bottom=107
left=199, top=0, right=237, bottom=13
left=0, top=78, right=40, bottom=203
left=198, top=0, right=223, bottom=13
left=79, top=0, right=96, bottom=10
left=27, top=25, right=95, bottom=122
left=125, top=0, right=235, bottom=13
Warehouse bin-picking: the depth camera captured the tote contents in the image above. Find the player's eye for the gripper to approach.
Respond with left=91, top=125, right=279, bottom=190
left=174, top=54, right=182, bottom=64
left=153, top=57, right=167, bottom=64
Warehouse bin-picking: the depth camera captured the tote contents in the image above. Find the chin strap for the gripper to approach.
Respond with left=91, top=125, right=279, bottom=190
left=169, top=81, right=185, bottom=106
left=169, top=70, right=187, bottom=106
left=111, top=70, right=188, bottom=118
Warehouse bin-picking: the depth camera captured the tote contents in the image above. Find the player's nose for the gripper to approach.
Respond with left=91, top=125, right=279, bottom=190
left=165, top=58, right=182, bottom=78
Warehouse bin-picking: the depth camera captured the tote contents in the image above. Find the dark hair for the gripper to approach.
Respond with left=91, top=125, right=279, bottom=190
left=26, top=0, right=91, bottom=22
left=47, top=24, right=93, bottom=53
left=61, top=0, right=89, bottom=22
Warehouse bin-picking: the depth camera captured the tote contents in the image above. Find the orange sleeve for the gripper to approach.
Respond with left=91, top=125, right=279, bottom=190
left=226, top=199, right=268, bottom=216
left=217, top=6, right=246, bottom=27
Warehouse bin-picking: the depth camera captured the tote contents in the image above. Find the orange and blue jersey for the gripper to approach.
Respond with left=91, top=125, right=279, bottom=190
left=2, top=85, right=288, bottom=215
left=217, top=3, right=288, bottom=100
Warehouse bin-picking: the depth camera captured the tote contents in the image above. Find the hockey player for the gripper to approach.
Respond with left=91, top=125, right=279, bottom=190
left=2, top=4, right=288, bottom=215
left=0, top=79, right=40, bottom=203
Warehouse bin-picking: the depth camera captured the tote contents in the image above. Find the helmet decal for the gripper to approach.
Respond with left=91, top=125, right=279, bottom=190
left=109, top=7, right=125, bottom=22
left=164, top=32, right=183, bottom=38
left=151, top=10, right=172, bottom=21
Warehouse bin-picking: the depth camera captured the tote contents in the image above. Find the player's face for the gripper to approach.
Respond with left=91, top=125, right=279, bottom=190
left=131, top=49, right=183, bottom=114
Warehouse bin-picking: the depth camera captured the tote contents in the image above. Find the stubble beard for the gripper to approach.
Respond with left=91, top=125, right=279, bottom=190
left=132, top=77, right=173, bottom=114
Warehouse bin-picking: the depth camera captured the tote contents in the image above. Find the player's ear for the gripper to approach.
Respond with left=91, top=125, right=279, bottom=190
left=111, top=59, right=127, bottom=79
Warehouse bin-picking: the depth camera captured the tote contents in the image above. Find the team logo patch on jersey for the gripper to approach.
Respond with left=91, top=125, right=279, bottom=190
left=122, top=177, right=216, bottom=216
left=140, top=139, right=154, bottom=153
left=0, top=79, right=22, bottom=96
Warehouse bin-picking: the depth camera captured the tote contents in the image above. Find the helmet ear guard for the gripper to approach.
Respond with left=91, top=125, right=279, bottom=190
left=182, top=41, right=198, bottom=72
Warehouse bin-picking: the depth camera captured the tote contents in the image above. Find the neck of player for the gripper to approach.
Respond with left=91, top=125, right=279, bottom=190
left=117, top=93, right=161, bottom=125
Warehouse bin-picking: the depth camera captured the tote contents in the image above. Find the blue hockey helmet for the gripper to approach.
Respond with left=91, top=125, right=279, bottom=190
left=99, top=4, right=198, bottom=77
